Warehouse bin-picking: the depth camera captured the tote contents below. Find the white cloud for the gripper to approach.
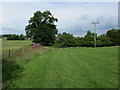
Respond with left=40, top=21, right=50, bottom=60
left=52, top=2, right=117, bottom=29
left=52, top=6, right=88, bottom=28
left=1, top=2, right=118, bottom=36
left=60, top=15, right=117, bottom=36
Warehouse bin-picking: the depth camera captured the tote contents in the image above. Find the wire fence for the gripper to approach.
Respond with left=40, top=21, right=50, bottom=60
left=2, top=46, right=44, bottom=59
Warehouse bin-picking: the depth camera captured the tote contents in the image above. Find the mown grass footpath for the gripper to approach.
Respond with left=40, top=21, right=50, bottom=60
left=9, top=46, right=118, bottom=88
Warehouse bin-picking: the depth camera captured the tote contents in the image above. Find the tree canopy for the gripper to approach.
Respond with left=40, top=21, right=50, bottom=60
left=25, top=10, right=58, bottom=46
left=54, top=32, right=75, bottom=47
left=106, top=29, right=120, bottom=45
left=54, top=29, right=120, bottom=48
left=2, top=34, right=25, bottom=40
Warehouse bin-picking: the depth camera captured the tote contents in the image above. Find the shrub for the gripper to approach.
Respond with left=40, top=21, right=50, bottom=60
left=6, top=34, right=25, bottom=40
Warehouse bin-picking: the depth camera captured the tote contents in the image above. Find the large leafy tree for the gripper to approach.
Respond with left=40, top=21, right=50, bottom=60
left=25, top=10, right=58, bottom=46
left=106, top=29, right=120, bottom=45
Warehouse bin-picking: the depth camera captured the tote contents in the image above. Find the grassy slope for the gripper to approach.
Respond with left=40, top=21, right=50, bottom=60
left=2, top=40, right=33, bottom=59
left=11, top=47, right=118, bottom=88
left=2, top=40, right=32, bottom=53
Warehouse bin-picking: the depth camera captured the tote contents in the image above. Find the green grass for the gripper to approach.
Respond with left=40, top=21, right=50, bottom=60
left=2, top=40, right=118, bottom=88
left=9, top=46, right=118, bottom=88
left=2, top=40, right=32, bottom=53
left=2, top=40, right=33, bottom=59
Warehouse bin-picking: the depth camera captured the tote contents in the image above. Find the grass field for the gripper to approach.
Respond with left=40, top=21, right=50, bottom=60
left=2, top=40, right=33, bottom=59
left=2, top=40, right=32, bottom=53
left=2, top=40, right=118, bottom=88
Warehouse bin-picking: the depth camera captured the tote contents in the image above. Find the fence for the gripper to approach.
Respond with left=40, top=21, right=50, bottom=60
left=2, top=46, right=44, bottom=59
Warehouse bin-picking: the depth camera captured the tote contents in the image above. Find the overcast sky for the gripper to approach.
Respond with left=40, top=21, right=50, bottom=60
left=0, top=2, right=118, bottom=37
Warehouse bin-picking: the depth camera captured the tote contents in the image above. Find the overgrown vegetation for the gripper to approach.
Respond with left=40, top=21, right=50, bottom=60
left=106, top=29, right=120, bottom=45
left=2, top=40, right=51, bottom=89
left=2, top=29, right=119, bottom=48
left=2, top=40, right=32, bottom=54
left=54, top=29, right=120, bottom=48
left=2, top=59, right=23, bottom=89
left=2, top=34, right=26, bottom=40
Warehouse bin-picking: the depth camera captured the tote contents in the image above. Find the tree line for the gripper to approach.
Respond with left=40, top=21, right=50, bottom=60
left=54, top=29, right=120, bottom=47
left=2, top=34, right=26, bottom=40
left=25, top=10, right=120, bottom=47
left=2, top=10, right=120, bottom=47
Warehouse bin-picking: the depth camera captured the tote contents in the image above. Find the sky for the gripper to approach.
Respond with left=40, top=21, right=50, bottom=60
left=0, top=1, right=118, bottom=37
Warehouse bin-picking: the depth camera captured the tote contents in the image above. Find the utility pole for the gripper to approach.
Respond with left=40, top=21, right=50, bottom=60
left=92, top=22, right=99, bottom=47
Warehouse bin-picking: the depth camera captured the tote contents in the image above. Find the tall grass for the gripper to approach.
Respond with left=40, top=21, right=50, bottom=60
left=2, top=40, right=55, bottom=89
left=2, top=40, right=32, bottom=53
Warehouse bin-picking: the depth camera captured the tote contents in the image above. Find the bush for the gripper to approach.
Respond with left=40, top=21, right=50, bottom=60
left=7, top=34, right=25, bottom=40
left=2, top=59, right=23, bottom=88
left=54, top=30, right=115, bottom=48
left=106, top=29, right=120, bottom=45
left=97, top=34, right=113, bottom=46
left=2, top=59, right=22, bottom=81
left=54, top=32, right=75, bottom=47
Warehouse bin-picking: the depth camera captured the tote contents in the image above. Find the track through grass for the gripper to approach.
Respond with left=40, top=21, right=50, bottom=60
left=11, top=47, right=118, bottom=88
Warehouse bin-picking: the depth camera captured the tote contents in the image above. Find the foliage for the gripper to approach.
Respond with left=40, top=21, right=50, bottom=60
left=19, top=34, right=26, bottom=40
left=2, top=59, right=23, bottom=88
left=2, top=40, right=32, bottom=55
left=32, top=43, right=41, bottom=48
left=54, top=32, right=75, bottom=47
left=106, top=29, right=120, bottom=45
left=25, top=10, right=58, bottom=46
left=4, top=34, right=25, bottom=40
left=2, top=34, right=12, bottom=38
left=54, top=31, right=95, bottom=47
left=0, top=35, right=2, bottom=38
left=2, top=59, right=22, bottom=81
left=54, top=29, right=119, bottom=48
left=83, top=31, right=95, bottom=47
left=97, top=34, right=113, bottom=46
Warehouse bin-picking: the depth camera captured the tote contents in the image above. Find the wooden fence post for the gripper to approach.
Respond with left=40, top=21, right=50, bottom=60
left=25, top=48, right=26, bottom=52
left=20, top=47, right=21, bottom=52
left=8, top=49, right=10, bottom=57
